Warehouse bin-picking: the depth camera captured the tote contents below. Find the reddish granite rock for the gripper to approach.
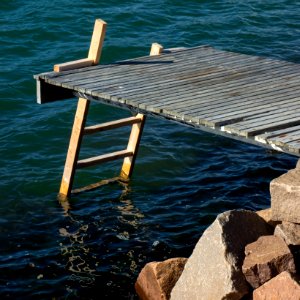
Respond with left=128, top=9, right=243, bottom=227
left=256, top=208, right=280, bottom=228
left=135, top=257, right=187, bottom=300
left=242, top=235, right=296, bottom=288
left=296, top=159, right=300, bottom=169
left=171, top=210, right=272, bottom=300
left=270, top=168, right=300, bottom=223
left=253, top=271, right=300, bottom=300
left=274, top=222, right=300, bottom=246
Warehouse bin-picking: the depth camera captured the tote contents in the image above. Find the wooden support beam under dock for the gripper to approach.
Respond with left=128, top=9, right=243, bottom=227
left=35, top=45, right=300, bottom=157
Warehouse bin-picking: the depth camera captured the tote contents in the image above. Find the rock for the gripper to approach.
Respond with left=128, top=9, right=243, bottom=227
left=290, top=246, right=300, bottom=274
left=256, top=208, right=280, bottom=228
left=170, top=210, right=272, bottom=300
left=135, top=257, right=187, bottom=300
left=242, top=235, right=296, bottom=289
left=274, top=222, right=300, bottom=246
left=253, top=271, right=300, bottom=300
left=270, top=168, right=300, bottom=223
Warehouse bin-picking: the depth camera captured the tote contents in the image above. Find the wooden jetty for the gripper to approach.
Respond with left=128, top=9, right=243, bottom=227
left=34, top=19, right=300, bottom=199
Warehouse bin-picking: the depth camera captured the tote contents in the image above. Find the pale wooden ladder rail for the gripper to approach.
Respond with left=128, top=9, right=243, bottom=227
left=57, top=20, right=161, bottom=199
left=58, top=19, right=107, bottom=199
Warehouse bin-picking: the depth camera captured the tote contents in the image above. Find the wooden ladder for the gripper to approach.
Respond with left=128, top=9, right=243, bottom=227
left=56, top=19, right=163, bottom=199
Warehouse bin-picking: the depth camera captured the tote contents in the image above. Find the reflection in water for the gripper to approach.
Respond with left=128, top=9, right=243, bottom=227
left=59, top=221, right=98, bottom=290
left=58, top=177, right=130, bottom=214
left=117, top=181, right=145, bottom=230
left=58, top=197, right=71, bottom=216
left=57, top=179, right=145, bottom=296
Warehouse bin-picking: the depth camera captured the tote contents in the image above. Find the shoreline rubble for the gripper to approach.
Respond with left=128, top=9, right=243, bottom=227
left=135, top=161, right=300, bottom=300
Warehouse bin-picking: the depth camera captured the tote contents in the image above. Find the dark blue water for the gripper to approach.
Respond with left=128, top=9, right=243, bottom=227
left=1, top=1, right=299, bottom=299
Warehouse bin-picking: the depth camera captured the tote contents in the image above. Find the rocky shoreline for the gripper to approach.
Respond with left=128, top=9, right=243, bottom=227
left=135, top=162, right=300, bottom=299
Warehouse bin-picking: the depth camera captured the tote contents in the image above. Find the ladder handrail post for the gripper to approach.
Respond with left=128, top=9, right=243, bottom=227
left=58, top=19, right=106, bottom=199
left=150, top=42, right=163, bottom=56
left=88, top=19, right=107, bottom=64
left=59, top=98, right=90, bottom=197
left=58, top=31, right=164, bottom=197
left=120, top=43, right=163, bottom=180
left=120, top=113, right=146, bottom=179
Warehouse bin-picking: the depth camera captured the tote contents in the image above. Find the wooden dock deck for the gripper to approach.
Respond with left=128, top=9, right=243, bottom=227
left=35, top=45, right=300, bottom=157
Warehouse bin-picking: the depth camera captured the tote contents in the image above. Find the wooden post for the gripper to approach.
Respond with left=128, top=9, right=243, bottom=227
left=120, top=43, right=163, bottom=180
left=59, top=98, right=90, bottom=198
left=150, top=43, right=163, bottom=56
left=120, top=113, right=146, bottom=179
left=58, top=19, right=106, bottom=199
left=88, top=19, right=107, bottom=64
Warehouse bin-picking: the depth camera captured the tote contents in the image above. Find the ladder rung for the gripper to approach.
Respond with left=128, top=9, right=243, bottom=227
left=77, top=149, right=133, bottom=169
left=83, top=116, right=143, bottom=135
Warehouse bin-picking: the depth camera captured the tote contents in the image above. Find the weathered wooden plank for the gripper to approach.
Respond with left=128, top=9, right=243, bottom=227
left=86, top=76, right=296, bottom=111
left=223, top=110, right=300, bottom=137
left=35, top=44, right=300, bottom=157
left=136, top=83, right=299, bottom=117
left=81, top=65, right=296, bottom=102
left=149, top=76, right=300, bottom=113
left=175, top=96, right=300, bottom=129
left=38, top=54, right=300, bottom=115
left=42, top=43, right=298, bottom=91
left=208, top=104, right=300, bottom=128
left=54, top=49, right=284, bottom=86
left=37, top=45, right=298, bottom=86
left=255, top=125, right=300, bottom=144
left=195, top=93, right=300, bottom=121
left=162, top=74, right=300, bottom=108
left=85, top=55, right=291, bottom=91
left=271, top=132, right=300, bottom=146
left=39, top=45, right=215, bottom=81
left=98, top=70, right=300, bottom=111
left=229, top=105, right=300, bottom=130
left=286, top=139, right=300, bottom=149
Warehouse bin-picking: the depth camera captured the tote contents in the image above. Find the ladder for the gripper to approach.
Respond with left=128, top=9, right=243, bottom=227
left=55, top=19, right=163, bottom=199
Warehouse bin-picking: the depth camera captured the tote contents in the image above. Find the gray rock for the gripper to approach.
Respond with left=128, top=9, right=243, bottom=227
left=296, top=159, right=300, bottom=169
left=242, top=235, right=296, bottom=288
left=171, top=210, right=272, bottom=300
left=274, top=222, right=300, bottom=246
left=256, top=208, right=280, bottom=228
left=270, top=168, right=300, bottom=223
